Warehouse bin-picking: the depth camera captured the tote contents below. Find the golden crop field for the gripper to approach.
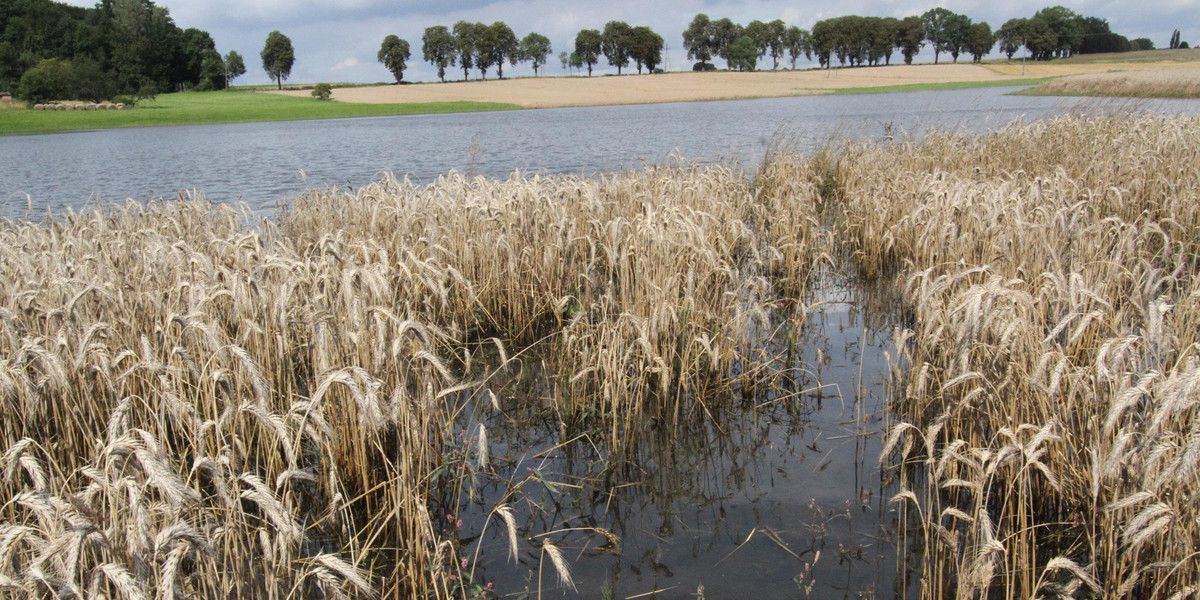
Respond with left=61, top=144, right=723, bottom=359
left=1, top=112, right=1197, bottom=599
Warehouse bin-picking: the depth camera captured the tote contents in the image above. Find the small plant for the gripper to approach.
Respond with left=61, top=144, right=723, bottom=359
left=311, top=82, right=333, bottom=100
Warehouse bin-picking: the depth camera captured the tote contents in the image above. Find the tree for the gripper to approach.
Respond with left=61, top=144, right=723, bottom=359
left=378, top=35, right=411, bottom=83
left=260, top=30, right=294, bottom=90
left=73, top=59, right=117, bottom=102
left=683, top=14, right=715, bottom=68
left=488, top=22, right=518, bottom=79
left=559, top=51, right=570, bottom=73
left=224, top=50, right=246, bottom=87
left=1033, top=6, right=1081, bottom=57
left=966, top=22, right=994, bottom=63
left=711, top=18, right=743, bottom=69
left=519, top=32, right=551, bottom=76
left=197, top=48, right=225, bottom=89
left=996, top=18, right=1026, bottom=60
left=1078, top=17, right=1129, bottom=54
left=766, top=19, right=787, bottom=70
left=422, top=25, right=457, bottom=83
left=726, top=36, right=757, bottom=71
left=867, top=17, right=899, bottom=66
left=896, top=16, right=924, bottom=65
left=629, top=26, right=664, bottom=74
left=1170, top=29, right=1182, bottom=49
left=945, top=13, right=972, bottom=63
left=921, top=8, right=955, bottom=64
left=601, top=21, right=633, bottom=75
left=784, top=26, right=811, bottom=69
left=1024, top=18, right=1058, bottom=60
left=1130, top=38, right=1155, bottom=51
left=473, top=23, right=496, bottom=79
left=810, top=19, right=835, bottom=68
left=179, top=28, right=216, bottom=88
left=453, top=21, right=480, bottom=80
left=744, top=20, right=772, bottom=64
left=575, top=29, right=602, bottom=76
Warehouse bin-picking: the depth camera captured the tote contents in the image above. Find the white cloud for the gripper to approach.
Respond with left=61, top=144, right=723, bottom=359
left=331, top=57, right=362, bottom=72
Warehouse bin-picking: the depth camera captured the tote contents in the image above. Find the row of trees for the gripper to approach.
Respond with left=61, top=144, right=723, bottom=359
left=996, top=7, right=1146, bottom=60
left=572, top=22, right=664, bottom=76
left=678, top=5, right=1150, bottom=72
left=407, top=21, right=664, bottom=82
left=681, top=11, right=992, bottom=71
left=403, top=22, right=556, bottom=83
left=3, top=0, right=246, bottom=103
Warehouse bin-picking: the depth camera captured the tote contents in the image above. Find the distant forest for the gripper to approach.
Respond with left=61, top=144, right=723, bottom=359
left=1, top=0, right=236, bottom=102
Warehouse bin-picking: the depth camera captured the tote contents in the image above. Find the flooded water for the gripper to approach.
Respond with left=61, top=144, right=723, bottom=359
left=453, top=273, right=909, bottom=599
left=4, top=87, right=1199, bottom=218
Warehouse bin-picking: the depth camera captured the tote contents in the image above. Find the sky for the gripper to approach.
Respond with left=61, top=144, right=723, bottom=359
left=61, top=0, right=1200, bottom=85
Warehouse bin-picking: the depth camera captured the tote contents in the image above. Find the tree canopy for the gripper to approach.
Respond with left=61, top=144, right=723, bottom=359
left=629, top=27, right=665, bottom=74
left=921, top=7, right=956, bottom=64
left=260, top=30, right=294, bottom=90
left=519, top=32, right=552, bottom=76
left=487, top=22, right=519, bottom=79
left=224, top=51, right=246, bottom=87
left=574, top=29, right=602, bottom=76
left=601, top=21, right=634, bottom=75
left=2, top=0, right=231, bottom=101
left=452, top=21, right=480, bottom=80
left=422, top=26, right=457, bottom=83
left=378, top=35, right=411, bottom=83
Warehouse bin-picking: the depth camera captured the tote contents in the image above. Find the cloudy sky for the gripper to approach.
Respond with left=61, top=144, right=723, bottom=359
left=62, top=0, right=1200, bottom=85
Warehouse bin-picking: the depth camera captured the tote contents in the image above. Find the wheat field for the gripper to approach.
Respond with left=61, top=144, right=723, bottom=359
left=0, top=112, right=1197, bottom=599
left=1031, top=66, right=1200, bottom=98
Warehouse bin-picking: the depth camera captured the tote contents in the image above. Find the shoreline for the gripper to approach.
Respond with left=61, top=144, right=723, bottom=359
left=4, top=57, right=1198, bottom=136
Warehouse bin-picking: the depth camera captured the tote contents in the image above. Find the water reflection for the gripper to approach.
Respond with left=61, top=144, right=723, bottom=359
left=448, top=272, right=910, bottom=599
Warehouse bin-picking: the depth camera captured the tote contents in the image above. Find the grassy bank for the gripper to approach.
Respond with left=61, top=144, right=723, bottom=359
left=0, top=89, right=519, bottom=136
left=832, top=76, right=1055, bottom=94
left=0, top=113, right=1197, bottom=599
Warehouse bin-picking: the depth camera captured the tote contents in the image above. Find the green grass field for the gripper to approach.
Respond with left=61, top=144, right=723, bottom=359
left=0, top=90, right=520, bottom=136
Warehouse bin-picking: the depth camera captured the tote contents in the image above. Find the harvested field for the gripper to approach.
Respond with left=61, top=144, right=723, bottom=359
left=273, top=60, right=1200, bottom=108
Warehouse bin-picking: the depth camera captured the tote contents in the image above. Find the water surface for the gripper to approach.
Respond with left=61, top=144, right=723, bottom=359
left=4, top=87, right=1196, bottom=218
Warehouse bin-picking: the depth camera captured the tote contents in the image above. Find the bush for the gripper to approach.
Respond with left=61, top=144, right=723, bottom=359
left=692, top=62, right=717, bottom=72
left=18, top=58, right=75, bottom=105
left=311, top=83, right=333, bottom=100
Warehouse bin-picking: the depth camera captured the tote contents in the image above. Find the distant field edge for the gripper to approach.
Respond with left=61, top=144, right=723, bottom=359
left=0, top=92, right=521, bottom=136
left=832, top=77, right=1057, bottom=95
